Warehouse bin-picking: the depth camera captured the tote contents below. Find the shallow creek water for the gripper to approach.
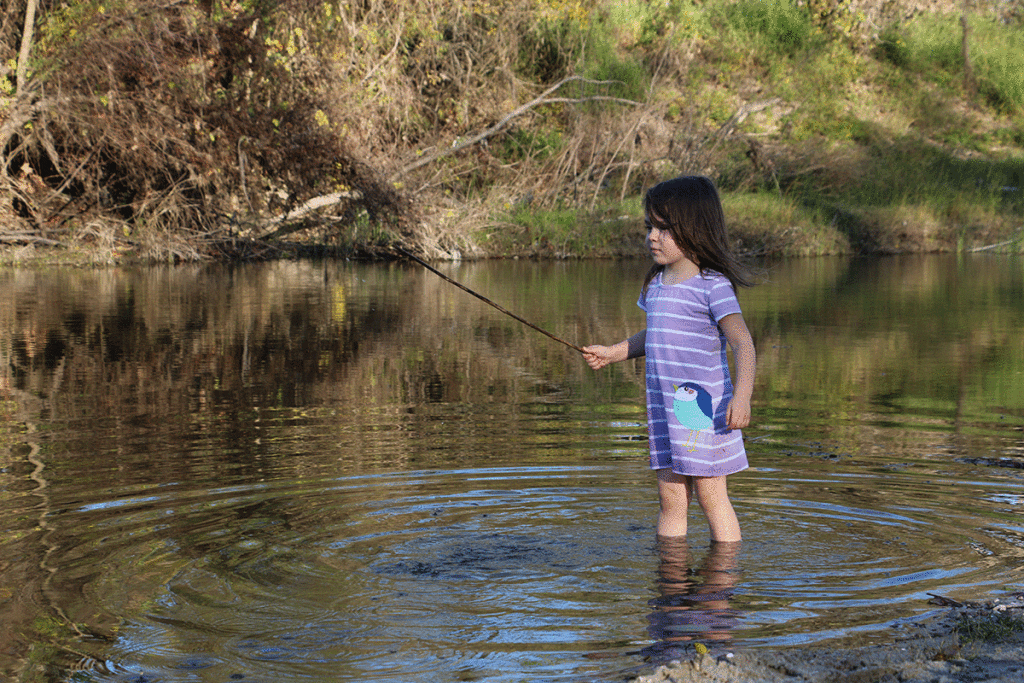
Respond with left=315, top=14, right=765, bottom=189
left=1, top=254, right=1023, bottom=682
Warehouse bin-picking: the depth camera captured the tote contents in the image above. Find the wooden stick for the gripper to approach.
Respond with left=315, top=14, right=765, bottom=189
left=397, top=247, right=585, bottom=354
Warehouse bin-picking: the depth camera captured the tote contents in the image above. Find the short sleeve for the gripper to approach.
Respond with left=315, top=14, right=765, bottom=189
left=637, top=272, right=654, bottom=311
left=708, top=277, right=741, bottom=322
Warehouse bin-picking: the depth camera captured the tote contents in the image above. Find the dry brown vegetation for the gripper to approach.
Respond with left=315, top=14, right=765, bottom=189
left=1, top=0, right=409, bottom=261
left=1, top=0, right=1022, bottom=262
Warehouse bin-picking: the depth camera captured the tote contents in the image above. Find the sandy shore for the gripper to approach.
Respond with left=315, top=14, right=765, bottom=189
left=631, top=596, right=1024, bottom=683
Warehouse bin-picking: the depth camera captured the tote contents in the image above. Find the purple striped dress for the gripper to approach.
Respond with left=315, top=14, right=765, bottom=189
left=638, top=271, right=748, bottom=477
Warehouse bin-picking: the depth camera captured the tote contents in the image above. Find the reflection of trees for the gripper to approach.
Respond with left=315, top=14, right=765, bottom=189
left=4, top=255, right=1018, bottom=490
left=2, top=252, right=1019, bottom=466
left=0, top=264, right=382, bottom=676
left=746, top=254, right=1024, bottom=457
left=1, top=260, right=649, bottom=421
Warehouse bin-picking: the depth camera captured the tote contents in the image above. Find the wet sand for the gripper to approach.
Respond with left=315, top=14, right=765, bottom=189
left=631, top=596, right=1024, bottom=683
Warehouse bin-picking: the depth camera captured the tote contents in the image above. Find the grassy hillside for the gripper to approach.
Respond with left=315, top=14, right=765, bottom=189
left=481, top=0, right=1024, bottom=259
left=0, top=0, right=1021, bottom=262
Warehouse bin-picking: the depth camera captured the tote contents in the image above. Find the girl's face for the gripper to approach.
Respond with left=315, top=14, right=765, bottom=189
left=645, top=211, right=687, bottom=268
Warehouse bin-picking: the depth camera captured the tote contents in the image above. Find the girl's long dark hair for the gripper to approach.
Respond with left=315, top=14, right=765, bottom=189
left=642, top=176, right=753, bottom=294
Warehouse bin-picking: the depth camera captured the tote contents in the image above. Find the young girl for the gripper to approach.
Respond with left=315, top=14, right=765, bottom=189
left=583, top=176, right=755, bottom=543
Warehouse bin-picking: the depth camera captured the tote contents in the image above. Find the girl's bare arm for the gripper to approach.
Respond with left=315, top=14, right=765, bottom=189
left=719, top=313, right=755, bottom=429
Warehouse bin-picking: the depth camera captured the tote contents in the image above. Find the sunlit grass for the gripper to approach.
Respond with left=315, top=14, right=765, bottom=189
left=722, top=191, right=847, bottom=256
left=718, top=0, right=822, bottom=58
left=479, top=200, right=645, bottom=257
left=877, top=12, right=1024, bottom=113
left=479, top=2, right=1023, bottom=258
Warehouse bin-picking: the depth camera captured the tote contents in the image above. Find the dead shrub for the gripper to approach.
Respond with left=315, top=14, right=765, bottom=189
left=2, top=0, right=406, bottom=259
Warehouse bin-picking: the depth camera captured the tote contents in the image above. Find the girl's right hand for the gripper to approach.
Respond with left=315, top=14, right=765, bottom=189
left=582, top=345, right=615, bottom=370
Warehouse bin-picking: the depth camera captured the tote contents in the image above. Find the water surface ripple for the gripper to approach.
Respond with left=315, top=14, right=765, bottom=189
left=1, top=254, right=1022, bottom=682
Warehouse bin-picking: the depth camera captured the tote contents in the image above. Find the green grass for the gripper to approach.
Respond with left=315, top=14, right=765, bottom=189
left=722, top=191, right=848, bottom=256
left=584, top=3, right=1023, bottom=257
left=719, top=0, right=822, bottom=58
left=877, top=12, right=1024, bottom=113
left=495, top=127, right=564, bottom=163
left=490, top=2, right=1023, bottom=258
left=583, top=6, right=654, bottom=101
left=956, top=611, right=1024, bottom=644
left=469, top=2, right=1024, bottom=258
left=972, top=19, right=1024, bottom=113
left=481, top=199, right=645, bottom=257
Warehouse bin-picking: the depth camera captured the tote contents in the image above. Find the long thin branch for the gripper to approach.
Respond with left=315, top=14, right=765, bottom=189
left=16, top=0, right=38, bottom=97
left=969, top=230, right=1023, bottom=252
left=389, top=76, right=642, bottom=182
left=397, top=246, right=584, bottom=353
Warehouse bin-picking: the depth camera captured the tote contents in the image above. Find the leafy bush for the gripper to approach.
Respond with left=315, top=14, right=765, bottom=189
left=4, top=0, right=403, bottom=246
left=874, top=25, right=911, bottom=68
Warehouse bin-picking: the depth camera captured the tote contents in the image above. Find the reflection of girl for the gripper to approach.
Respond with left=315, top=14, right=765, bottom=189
left=584, top=176, right=755, bottom=542
left=646, top=537, right=740, bottom=654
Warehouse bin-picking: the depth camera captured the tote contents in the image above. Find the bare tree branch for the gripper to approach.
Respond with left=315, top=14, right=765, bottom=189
left=16, top=0, right=37, bottom=97
left=389, top=76, right=642, bottom=182
left=252, top=77, right=644, bottom=236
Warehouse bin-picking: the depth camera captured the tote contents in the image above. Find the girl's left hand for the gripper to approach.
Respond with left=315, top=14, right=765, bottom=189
left=726, top=397, right=751, bottom=430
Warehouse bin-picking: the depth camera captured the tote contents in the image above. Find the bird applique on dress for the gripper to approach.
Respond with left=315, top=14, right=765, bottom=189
left=671, top=382, right=714, bottom=452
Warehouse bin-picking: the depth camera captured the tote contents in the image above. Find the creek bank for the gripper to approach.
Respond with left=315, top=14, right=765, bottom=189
left=631, top=594, right=1024, bottom=683
left=2, top=215, right=1019, bottom=267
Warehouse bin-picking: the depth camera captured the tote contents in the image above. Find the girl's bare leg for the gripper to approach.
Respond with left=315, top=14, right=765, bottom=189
left=693, top=476, right=741, bottom=542
left=656, top=469, right=692, bottom=537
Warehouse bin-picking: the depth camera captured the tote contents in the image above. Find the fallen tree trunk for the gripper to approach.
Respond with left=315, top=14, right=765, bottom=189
left=257, top=190, right=364, bottom=240
left=0, top=231, right=64, bottom=246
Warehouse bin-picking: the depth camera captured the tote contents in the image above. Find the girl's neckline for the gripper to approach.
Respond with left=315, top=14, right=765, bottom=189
left=658, top=270, right=703, bottom=287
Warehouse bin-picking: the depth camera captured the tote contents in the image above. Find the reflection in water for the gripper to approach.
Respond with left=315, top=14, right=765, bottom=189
left=644, top=539, right=741, bottom=661
left=0, top=255, right=1022, bottom=683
